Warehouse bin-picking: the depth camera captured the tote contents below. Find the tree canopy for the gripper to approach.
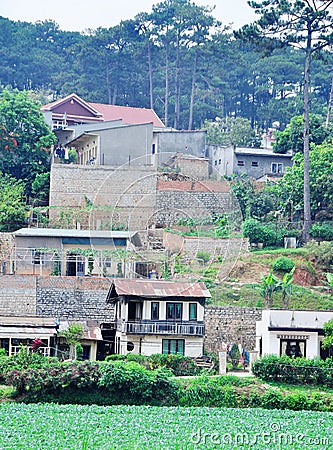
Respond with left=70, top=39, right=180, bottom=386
left=0, top=89, right=56, bottom=196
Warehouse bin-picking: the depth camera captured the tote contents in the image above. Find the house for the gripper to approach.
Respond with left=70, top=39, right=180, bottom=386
left=207, top=145, right=293, bottom=179
left=107, top=279, right=210, bottom=357
left=42, top=93, right=207, bottom=168
left=256, top=309, right=333, bottom=359
left=0, top=316, right=57, bottom=356
left=13, top=228, right=141, bottom=277
left=41, top=93, right=165, bottom=129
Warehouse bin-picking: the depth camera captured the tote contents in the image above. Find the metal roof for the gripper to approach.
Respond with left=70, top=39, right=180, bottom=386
left=111, top=279, right=211, bottom=299
left=13, top=228, right=137, bottom=239
left=234, top=147, right=292, bottom=157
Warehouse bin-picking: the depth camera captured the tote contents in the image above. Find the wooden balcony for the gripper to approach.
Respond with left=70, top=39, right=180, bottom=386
left=121, top=321, right=204, bottom=336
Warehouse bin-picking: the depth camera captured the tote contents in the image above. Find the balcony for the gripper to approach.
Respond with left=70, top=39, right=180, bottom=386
left=122, top=321, right=204, bottom=336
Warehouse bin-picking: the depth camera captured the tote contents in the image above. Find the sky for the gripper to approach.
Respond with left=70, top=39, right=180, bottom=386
left=0, top=0, right=256, bottom=32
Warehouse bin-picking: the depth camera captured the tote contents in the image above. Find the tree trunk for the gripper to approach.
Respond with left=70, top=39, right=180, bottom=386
left=188, top=50, right=197, bottom=130
left=326, top=76, right=333, bottom=129
left=174, top=33, right=181, bottom=129
left=164, top=42, right=169, bottom=127
left=147, top=40, right=154, bottom=110
left=302, top=39, right=312, bottom=243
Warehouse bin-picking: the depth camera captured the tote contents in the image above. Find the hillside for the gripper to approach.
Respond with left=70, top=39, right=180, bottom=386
left=203, top=247, right=333, bottom=311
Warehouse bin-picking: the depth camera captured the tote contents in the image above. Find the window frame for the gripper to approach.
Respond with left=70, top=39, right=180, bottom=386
left=166, top=302, right=183, bottom=320
left=189, top=303, right=197, bottom=320
left=151, top=302, right=159, bottom=320
left=162, top=339, right=185, bottom=355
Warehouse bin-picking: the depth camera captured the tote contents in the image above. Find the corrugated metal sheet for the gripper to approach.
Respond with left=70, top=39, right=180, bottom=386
left=112, top=279, right=211, bottom=299
left=13, top=228, right=137, bottom=239
left=83, top=327, right=103, bottom=341
left=0, top=326, right=57, bottom=336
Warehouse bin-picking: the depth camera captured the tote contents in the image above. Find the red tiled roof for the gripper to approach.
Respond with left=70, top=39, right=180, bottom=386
left=111, top=279, right=211, bottom=298
left=88, top=102, right=165, bottom=127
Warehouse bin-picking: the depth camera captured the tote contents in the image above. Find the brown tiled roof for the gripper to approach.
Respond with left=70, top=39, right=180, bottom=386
left=111, top=279, right=211, bottom=298
left=88, top=102, right=165, bottom=127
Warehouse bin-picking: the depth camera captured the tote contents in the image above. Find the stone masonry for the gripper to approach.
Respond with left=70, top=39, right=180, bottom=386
left=204, top=306, right=262, bottom=352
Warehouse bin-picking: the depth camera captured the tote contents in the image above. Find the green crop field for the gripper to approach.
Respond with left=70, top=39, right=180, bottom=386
left=0, top=404, right=332, bottom=449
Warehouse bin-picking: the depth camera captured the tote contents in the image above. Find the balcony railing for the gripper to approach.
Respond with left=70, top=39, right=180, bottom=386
left=10, top=346, right=51, bottom=356
left=123, top=321, right=204, bottom=336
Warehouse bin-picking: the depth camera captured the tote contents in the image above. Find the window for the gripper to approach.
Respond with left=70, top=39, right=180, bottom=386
left=237, top=160, right=244, bottom=166
left=162, top=339, right=185, bottom=355
left=152, top=144, right=156, bottom=155
left=104, top=257, right=111, bottom=268
left=271, top=162, right=283, bottom=174
left=151, top=302, right=159, bottom=320
left=218, top=159, right=221, bottom=165
left=251, top=161, right=258, bottom=167
left=166, top=303, right=182, bottom=320
left=214, top=160, right=217, bottom=166
left=31, top=249, right=44, bottom=265
left=189, top=303, right=197, bottom=320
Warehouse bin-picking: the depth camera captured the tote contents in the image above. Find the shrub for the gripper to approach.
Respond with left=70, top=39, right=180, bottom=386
left=310, top=223, right=333, bottom=241
left=98, top=361, right=178, bottom=405
left=252, top=355, right=333, bottom=386
left=272, top=256, right=295, bottom=272
left=196, top=251, right=210, bottom=265
left=242, top=219, right=276, bottom=246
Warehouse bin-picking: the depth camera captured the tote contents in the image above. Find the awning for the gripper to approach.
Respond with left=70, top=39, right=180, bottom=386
left=0, top=326, right=57, bottom=337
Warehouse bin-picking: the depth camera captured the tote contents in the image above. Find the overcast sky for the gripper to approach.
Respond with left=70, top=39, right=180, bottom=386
left=1, top=0, right=256, bottom=32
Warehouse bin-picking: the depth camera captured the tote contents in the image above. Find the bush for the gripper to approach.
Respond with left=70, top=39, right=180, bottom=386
left=242, top=219, right=276, bottom=246
left=98, top=361, right=178, bottom=405
left=196, top=251, right=210, bottom=265
left=0, top=347, right=60, bottom=383
left=272, top=256, right=295, bottom=272
left=252, top=355, right=333, bottom=386
left=310, top=223, right=333, bottom=241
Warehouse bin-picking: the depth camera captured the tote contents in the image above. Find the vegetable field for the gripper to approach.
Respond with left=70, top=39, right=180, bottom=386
left=0, top=404, right=332, bottom=449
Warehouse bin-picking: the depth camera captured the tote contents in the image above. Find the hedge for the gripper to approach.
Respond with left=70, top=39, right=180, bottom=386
left=252, top=355, right=333, bottom=386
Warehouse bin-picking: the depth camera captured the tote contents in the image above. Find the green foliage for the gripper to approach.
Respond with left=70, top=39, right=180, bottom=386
left=196, top=251, right=210, bottom=265
left=274, top=114, right=329, bottom=154
left=59, top=323, right=84, bottom=360
left=0, top=172, right=26, bottom=231
left=0, top=347, right=59, bottom=383
left=106, top=353, right=201, bottom=377
left=229, top=344, right=240, bottom=369
left=272, top=256, right=295, bottom=272
left=322, top=318, right=333, bottom=350
left=310, top=223, right=333, bottom=241
left=204, top=117, right=261, bottom=147
left=305, top=240, right=333, bottom=269
left=259, top=269, right=281, bottom=307
left=0, top=89, right=56, bottom=195
left=242, top=219, right=276, bottom=246
left=252, top=355, right=333, bottom=387
left=31, top=172, right=50, bottom=204
left=0, top=403, right=333, bottom=449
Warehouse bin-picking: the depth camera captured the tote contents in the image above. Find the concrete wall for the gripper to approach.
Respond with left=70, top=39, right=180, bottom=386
left=234, top=153, right=293, bottom=178
left=156, top=130, right=207, bottom=162
left=204, top=306, right=262, bottom=353
left=99, top=123, right=154, bottom=166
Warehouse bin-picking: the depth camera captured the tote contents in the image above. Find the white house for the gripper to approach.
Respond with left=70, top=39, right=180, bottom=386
left=107, top=279, right=210, bottom=357
left=256, top=309, right=333, bottom=359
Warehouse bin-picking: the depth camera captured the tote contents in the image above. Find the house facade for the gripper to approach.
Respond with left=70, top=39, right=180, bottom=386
left=207, top=145, right=293, bottom=179
left=108, top=279, right=210, bottom=357
left=13, top=228, right=141, bottom=277
left=256, top=309, right=333, bottom=359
